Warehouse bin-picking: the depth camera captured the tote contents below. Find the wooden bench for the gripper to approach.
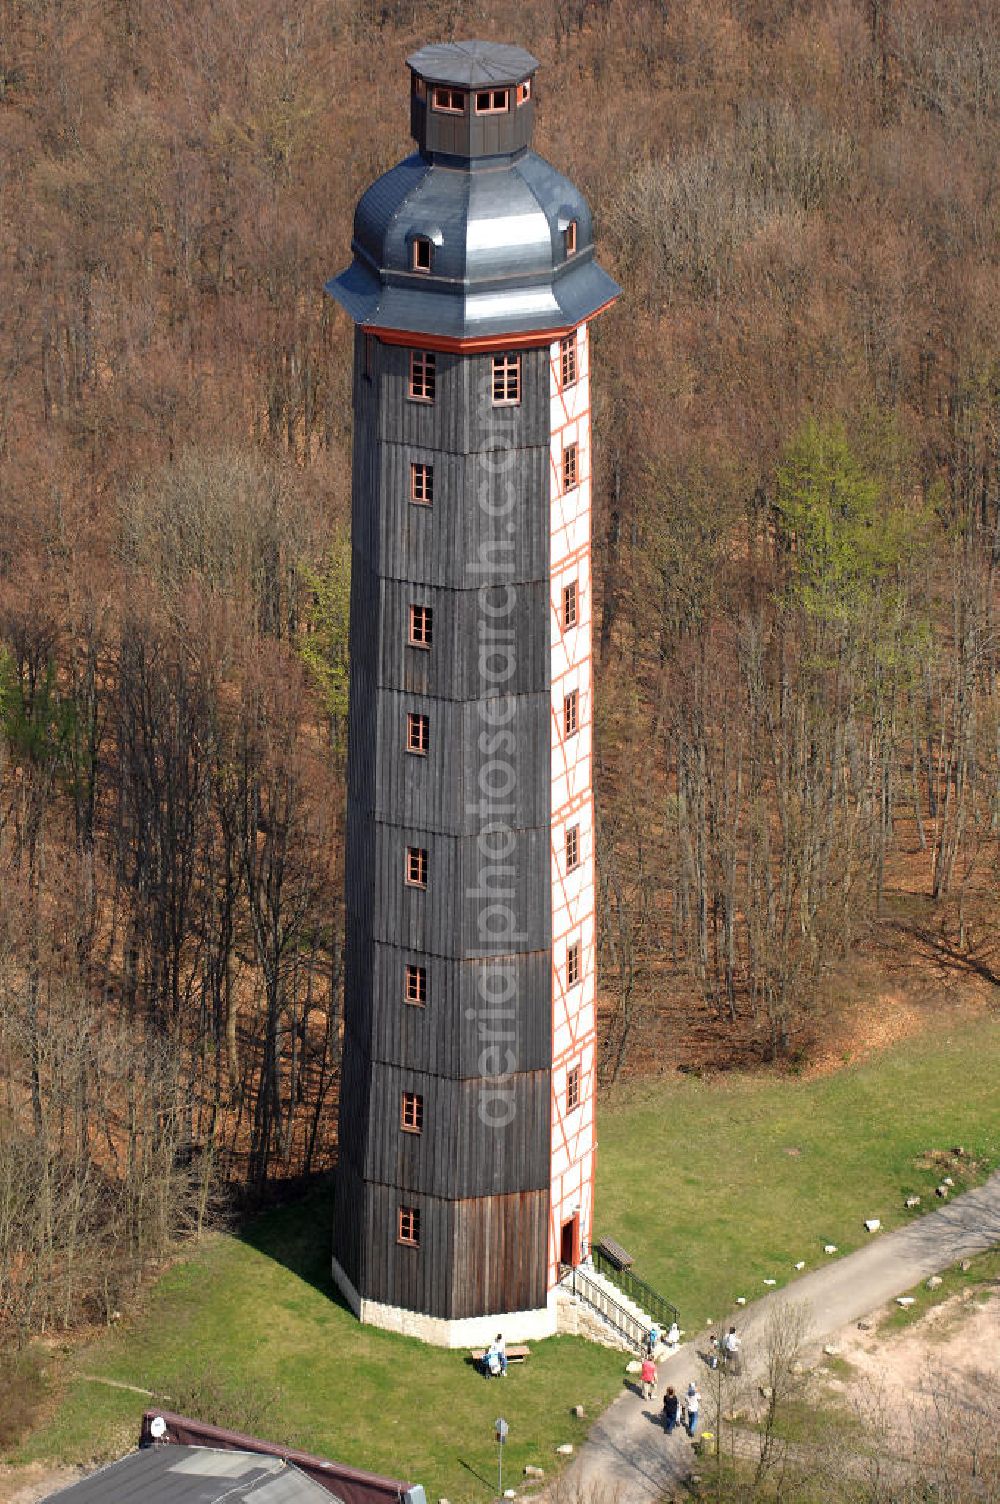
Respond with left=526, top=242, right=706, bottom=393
left=595, top=1236, right=633, bottom=1271
left=470, top=1345, right=531, bottom=1366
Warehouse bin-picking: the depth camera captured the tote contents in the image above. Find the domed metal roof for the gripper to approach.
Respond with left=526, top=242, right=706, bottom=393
left=327, top=43, right=619, bottom=345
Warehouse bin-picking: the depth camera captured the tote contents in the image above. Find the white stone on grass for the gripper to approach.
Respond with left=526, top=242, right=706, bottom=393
left=736, top=1297, right=746, bottom=1306
left=763, top=1278, right=777, bottom=1286
left=926, top=1276, right=943, bottom=1290
left=905, top=1196, right=921, bottom=1208
left=824, top=1244, right=838, bottom=1254
left=556, top=1444, right=574, bottom=1457
left=793, top=1261, right=805, bottom=1270
left=896, top=1297, right=916, bottom=1308
left=864, top=1219, right=881, bottom=1233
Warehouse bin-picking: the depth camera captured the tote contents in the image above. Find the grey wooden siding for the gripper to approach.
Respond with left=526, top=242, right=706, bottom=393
left=370, top=690, right=550, bottom=834
left=359, top=1064, right=549, bottom=1198
left=339, top=330, right=555, bottom=1319
left=369, top=948, right=551, bottom=1077
left=356, top=1185, right=549, bottom=1319
left=412, top=96, right=535, bottom=163
left=374, top=346, right=550, bottom=454
left=366, top=824, right=550, bottom=956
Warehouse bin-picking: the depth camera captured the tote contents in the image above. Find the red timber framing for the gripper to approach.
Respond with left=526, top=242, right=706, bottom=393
left=546, top=322, right=596, bottom=1287
left=361, top=299, right=618, bottom=356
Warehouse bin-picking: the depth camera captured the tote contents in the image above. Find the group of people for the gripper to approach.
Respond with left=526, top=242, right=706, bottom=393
left=639, top=1324, right=744, bottom=1440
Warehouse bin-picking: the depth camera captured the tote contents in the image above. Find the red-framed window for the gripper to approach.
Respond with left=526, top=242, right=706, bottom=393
left=398, top=1206, right=421, bottom=1245
left=401, top=1091, right=424, bottom=1133
left=408, top=603, right=433, bottom=647
left=409, top=350, right=436, bottom=402
left=405, top=846, right=428, bottom=888
left=405, top=964, right=427, bottom=1006
left=406, top=712, right=429, bottom=755
left=564, top=689, right=579, bottom=738
left=567, top=1063, right=582, bottom=1111
left=516, top=80, right=531, bottom=106
left=412, top=237, right=432, bottom=272
left=475, top=88, right=509, bottom=113
left=492, top=352, right=521, bottom=406
left=564, top=220, right=577, bottom=256
left=431, top=87, right=465, bottom=113
left=560, top=333, right=578, bottom=389
left=562, top=442, right=579, bottom=492
left=566, top=940, right=581, bottom=988
left=562, top=580, right=578, bottom=629
left=410, top=462, right=433, bottom=505
left=565, top=824, right=580, bottom=872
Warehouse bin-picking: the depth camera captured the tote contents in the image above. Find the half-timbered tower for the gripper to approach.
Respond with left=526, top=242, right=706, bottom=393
left=328, top=40, right=619, bottom=1344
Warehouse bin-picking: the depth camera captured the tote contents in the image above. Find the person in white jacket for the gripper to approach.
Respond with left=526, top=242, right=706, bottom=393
left=685, top=1382, right=701, bottom=1436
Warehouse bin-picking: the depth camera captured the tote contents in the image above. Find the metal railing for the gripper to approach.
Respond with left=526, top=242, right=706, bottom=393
left=592, top=1247, right=679, bottom=1328
left=559, top=1263, right=649, bottom=1354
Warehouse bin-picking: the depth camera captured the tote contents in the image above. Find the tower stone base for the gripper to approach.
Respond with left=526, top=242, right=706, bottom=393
left=331, top=1256, right=558, bottom=1347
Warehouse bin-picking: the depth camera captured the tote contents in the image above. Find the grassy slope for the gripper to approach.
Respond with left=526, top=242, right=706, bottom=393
left=14, top=1202, right=625, bottom=1501
left=598, top=1015, right=1000, bottom=1328
left=12, top=1014, right=999, bottom=1498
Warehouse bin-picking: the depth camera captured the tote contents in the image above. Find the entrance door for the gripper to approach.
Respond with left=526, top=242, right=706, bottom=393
left=560, top=1214, right=580, bottom=1269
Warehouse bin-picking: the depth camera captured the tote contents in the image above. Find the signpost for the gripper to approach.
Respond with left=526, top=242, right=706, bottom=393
left=494, top=1418, right=508, bottom=1499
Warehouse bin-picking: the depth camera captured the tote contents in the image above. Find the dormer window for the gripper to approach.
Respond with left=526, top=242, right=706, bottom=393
left=431, top=87, right=465, bottom=114
left=412, top=237, right=432, bottom=273
left=516, top=80, right=531, bottom=106
left=475, top=89, right=509, bottom=114
left=564, top=220, right=578, bottom=257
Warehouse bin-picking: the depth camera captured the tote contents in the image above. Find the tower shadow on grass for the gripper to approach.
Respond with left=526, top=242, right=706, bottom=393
left=236, top=1178, right=352, bottom=1312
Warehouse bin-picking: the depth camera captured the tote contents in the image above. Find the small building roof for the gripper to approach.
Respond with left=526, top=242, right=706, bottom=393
left=406, top=41, right=538, bottom=87
left=42, top=1446, right=334, bottom=1504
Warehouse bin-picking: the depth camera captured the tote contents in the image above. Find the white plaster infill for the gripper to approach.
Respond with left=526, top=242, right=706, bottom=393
left=331, top=1256, right=559, bottom=1347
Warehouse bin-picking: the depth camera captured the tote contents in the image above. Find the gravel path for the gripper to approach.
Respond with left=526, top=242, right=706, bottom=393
left=559, top=1171, right=1000, bottom=1504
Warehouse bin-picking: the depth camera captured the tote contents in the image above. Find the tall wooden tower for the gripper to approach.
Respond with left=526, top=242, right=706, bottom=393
left=328, top=40, right=619, bottom=1344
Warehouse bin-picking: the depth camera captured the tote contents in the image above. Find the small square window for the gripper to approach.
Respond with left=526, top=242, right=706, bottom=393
left=492, top=352, right=520, bottom=405
left=406, top=712, right=429, bottom=755
left=560, top=334, right=578, bottom=389
left=475, top=88, right=509, bottom=113
left=405, top=964, right=427, bottom=1006
left=516, top=80, right=532, bottom=106
left=412, top=237, right=432, bottom=272
left=401, top=1091, right=424, bottom=1133
left=406, top=847, right=428, bottom=887
left=562, top=443, right=578, bottom=492
left=564, top=689, right=579, bottom=738
left=567, top=1064, right=581, bottom=1112
left=562, top=580, right=578, bottom=629
left=409, top=603, right=433, bottom=647
left=431, top=87, right=465, bottom=113
left=398, top=1205, right=421, bottom=1244
left=566, top=940, right=581, bottom=989
left=410, top=462, right=433, bottom=505
left=565, top=825, right=580, bottom=871
left=564, top=220, right=577, bottom=257
left=409, top=350, right=436, bottom=402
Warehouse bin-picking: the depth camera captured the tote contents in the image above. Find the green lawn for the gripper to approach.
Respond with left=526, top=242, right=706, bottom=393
left=10, top=1013, right=999, bottom=1499
left=12, top=1201, right=625, bottom=1502
left=597, top=1015, right=1000, bottom=1329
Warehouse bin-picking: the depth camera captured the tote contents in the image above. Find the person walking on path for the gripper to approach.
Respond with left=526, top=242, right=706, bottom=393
left=640, top=1356, right=656, bottom=1401
left=662, top=1387, right=679, bottom=1435
left=685, top=1382, right=701, bottom=1437
left=723, top=1326, right=742, bottom=1374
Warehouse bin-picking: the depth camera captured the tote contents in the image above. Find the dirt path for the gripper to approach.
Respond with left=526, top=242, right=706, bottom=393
left=560, top=1170, right=1000, bottom=1504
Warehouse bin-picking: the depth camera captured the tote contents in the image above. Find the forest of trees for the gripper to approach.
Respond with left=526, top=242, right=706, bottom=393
left=0, top=0, right=997, bottom=1337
